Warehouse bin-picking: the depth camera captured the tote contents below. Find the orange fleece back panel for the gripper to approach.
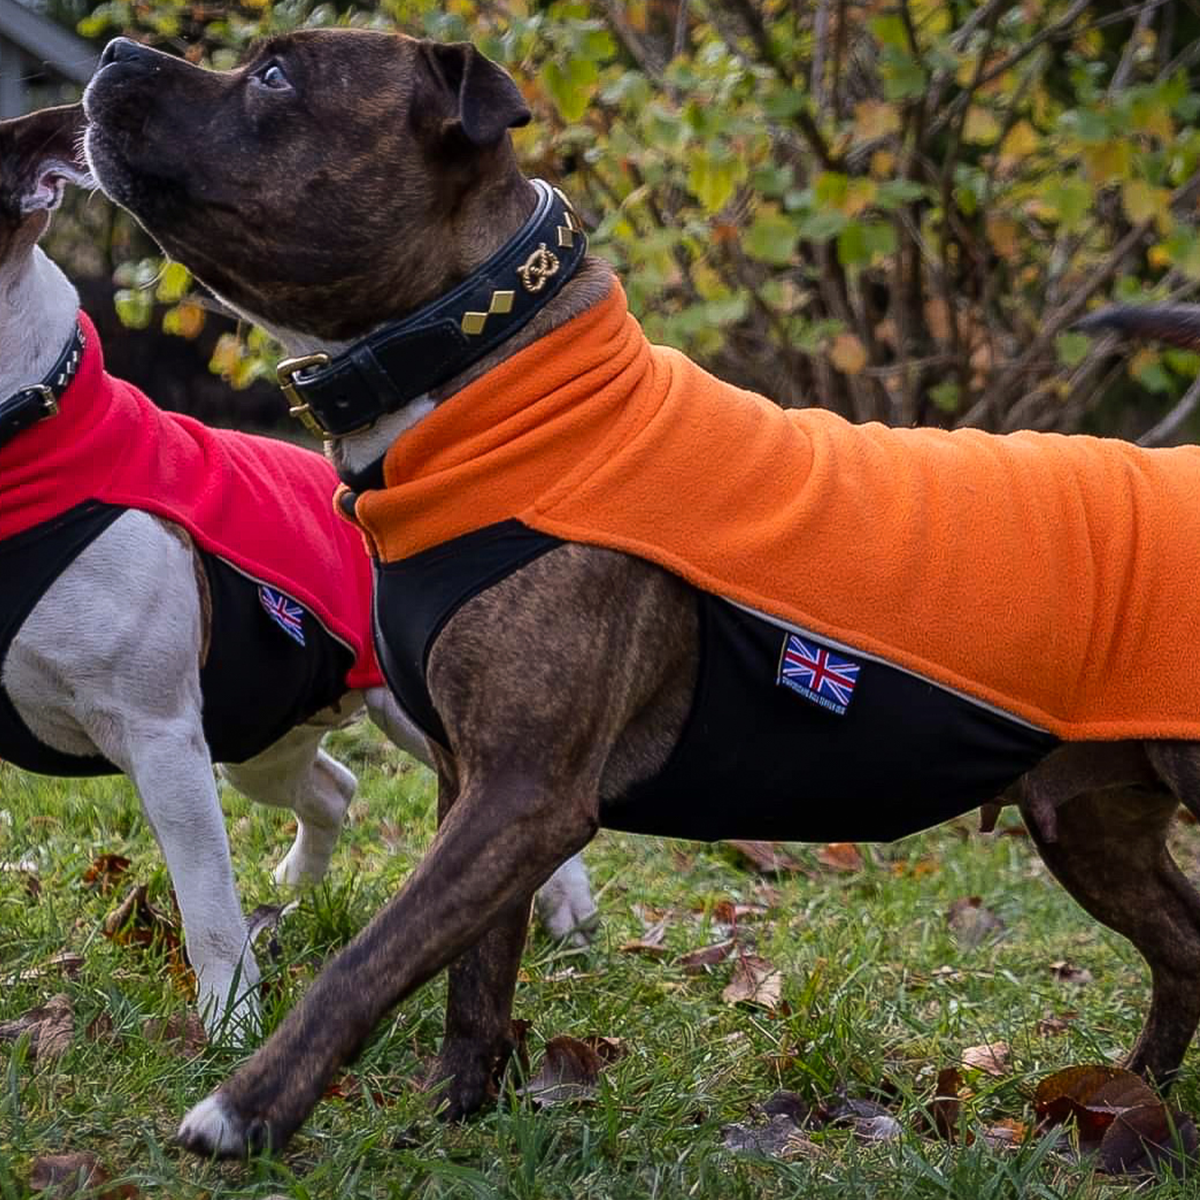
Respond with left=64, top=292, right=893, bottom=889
left=352, top=283, right=1200, bottom=741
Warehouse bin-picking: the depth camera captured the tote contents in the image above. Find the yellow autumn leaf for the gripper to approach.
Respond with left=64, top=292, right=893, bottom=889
left=843, top=178, right=878, bottom=218
left=998, top=120, right=1039, bottom=170
left=830, top=332, right=868, bottom=375
left=1122, top=179, right=1172, bottom=231
left=985, top=215, right=1021, bottom=260
left=963, top=106, right=1000, bottom=144
left=854, top=100, right=901, bottom=142
left=870, top=150, right=896, bottom=179
left=1082, top=139, right=1132, bottom=185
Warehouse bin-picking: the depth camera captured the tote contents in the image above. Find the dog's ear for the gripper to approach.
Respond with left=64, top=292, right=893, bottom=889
left=418, top=41, right=531, bottom=148
left=0, top=104, right=91, bottom=215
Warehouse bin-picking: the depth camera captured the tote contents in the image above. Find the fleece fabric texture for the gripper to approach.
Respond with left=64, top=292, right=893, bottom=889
left=1, top=311, right=380, bottom=690
left=351, top=282, right=1200, bottom=741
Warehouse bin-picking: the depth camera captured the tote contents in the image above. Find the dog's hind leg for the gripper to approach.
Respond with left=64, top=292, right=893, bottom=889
left=221, top=721, right=357, bottom=889
left=1024, top=780, right=1200, bottom=1089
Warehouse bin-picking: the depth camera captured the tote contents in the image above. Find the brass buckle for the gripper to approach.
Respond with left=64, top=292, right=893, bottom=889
left=33, top=384, right=58, bottom=420
left=276, top=352, right=331, bottom=438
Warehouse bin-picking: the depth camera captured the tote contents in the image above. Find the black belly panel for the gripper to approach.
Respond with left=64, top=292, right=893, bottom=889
left=0, top=501, right=353, bottom=775
left=601, top=594, right=1059, bottom=842
left=371, top=519, right=1060, bottom=844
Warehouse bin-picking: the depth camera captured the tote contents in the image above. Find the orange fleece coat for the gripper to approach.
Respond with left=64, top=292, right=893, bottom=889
left=350, top=283, right=1200, bottom=741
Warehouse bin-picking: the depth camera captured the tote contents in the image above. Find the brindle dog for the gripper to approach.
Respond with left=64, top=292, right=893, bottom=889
left=83, top=30, right=1200, bottom=1157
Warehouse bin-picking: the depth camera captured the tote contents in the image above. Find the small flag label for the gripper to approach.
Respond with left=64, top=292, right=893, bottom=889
left=777, top=633, right=859, bottom=715
left=259, top=585, right=306, bottom=647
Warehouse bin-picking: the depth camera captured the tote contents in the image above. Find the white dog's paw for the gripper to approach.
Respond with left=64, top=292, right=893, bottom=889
left=272, top=840, right=330, bottom=889
left=178, top=1093, right=249, bottom=1158
left=535, top=854, right=600, bottom=947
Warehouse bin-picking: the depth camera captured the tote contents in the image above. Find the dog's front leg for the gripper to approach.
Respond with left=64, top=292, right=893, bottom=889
left=426, top=758, right=534, bottom=1121
left=176, top=767, right=597, bottom=1157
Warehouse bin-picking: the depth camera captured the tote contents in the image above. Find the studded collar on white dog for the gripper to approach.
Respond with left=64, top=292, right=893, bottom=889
left=0, top=320, right=85, bottom=449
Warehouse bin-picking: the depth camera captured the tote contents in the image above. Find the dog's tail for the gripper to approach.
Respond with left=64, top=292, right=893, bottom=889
left=1075, top=305, right=1200, bottom=350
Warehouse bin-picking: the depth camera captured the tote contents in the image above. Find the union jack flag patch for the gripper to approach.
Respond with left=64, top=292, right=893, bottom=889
left=777, top=633, right=859, bottom=715
left=258, top=585, right=306, bottom=647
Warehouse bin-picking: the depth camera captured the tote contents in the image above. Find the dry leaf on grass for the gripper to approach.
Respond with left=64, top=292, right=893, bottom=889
left=619, top=918, right=669, bottom=957
left=962, top=1041, right=1010, bottom=1076
left=721, top=1113, right=821, bottom=1159
left=1048, top=960, right=1094, bottom=985
left=28, top=1152, right=138, bottom=1199
left=947, top=896, right=1005, bottom=947
left=722, top=1090, right=818, bottom=1159
left=102, top=885, right=193, bottom=994
left=817, top=842, right=864, bottom=873
left=1034, top=1064, right=1199, bottom=1175
left=710, top=899, right=769, bottom=926
left=826, top=1097, right=903, bottom=1142
left=142, top=1012, right=207, bottom=1059
left=81, top=854, right=131, bottom=895
left=982, top=1117, right=1029, bottom=1148
left=679, top=940, right=736, bottom=974
left=929, top=1067, right=965, bottom=1141
left=0, top=993, right=73, bottom=1060
left=519, top=1035, right=614, bottom=1106
left=722, top=954, right=783, bottom=1011
left=1037, top=1011, right=1078, bottom=1036
left=4, top=950, right=84, bottom=986
left=725, top=840, right=806, bottom=875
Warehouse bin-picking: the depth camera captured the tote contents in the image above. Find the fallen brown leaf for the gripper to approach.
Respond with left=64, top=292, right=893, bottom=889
left=725, top=840, right=806, bottom=875
left=86, top=1011, right=119, bottom=1045
left=102, top=885, right=193, bottom=994
left=711, top=899, right=769, bottom=926
left=1049, top=960, right=1094, bottom=985
left=721, top=1113, right=820, bottom=1159
left=962, top=1041, right=1010, bottom=1077
left=619, top=918, right=669, bottom=957
left=519, top=1035, right=610, bottom=1106
left=5, top=949, right=84, bottom=986
left=817, top=842, right=864, bottom=873
left=142, top=1012, right=207, bottom=1059
left=82, top=854, right=131, bottom=895
left=722, top=954, right=784, bottom=1010
left=28, top=1152, right=137, bottom=1199
left=826, top=1097, right=903, bottom=1142
left=947, top=896, right=1005, bottom=948
left=679, top=940, right=736, bottom=974
left=1037, top=1011, right=1078, bottom=1037
left=1034, top=1064, right=1199, bottom=1175
left=982, top=1117, right=1029, bottom=1148
left=0, top=993, right=73, bottom=1060
left=930, top=1067, right=965, bottom=1141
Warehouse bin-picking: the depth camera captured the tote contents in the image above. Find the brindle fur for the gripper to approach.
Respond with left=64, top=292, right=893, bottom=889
left=82, top=29, right=1200, bottom=1155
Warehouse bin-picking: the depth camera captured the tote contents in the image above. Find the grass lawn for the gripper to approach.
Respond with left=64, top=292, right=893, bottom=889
left=3, top=717, right=1199, bottom=1198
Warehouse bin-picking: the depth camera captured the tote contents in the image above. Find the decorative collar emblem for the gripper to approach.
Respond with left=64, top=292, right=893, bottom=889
left=517, top=244, right=560, bottom=294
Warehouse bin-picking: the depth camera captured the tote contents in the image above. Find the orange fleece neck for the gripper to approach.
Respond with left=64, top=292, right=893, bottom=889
left=352, top=283, right=1200, bottom=741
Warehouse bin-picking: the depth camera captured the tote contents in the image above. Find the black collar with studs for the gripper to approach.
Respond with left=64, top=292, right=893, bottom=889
left=0, top=320, right=85, bottom=452
left=277, top=178, right=588, bottom=447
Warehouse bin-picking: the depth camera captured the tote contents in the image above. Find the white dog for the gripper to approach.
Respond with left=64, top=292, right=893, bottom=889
left=0, top=104, right=596, bottom=1037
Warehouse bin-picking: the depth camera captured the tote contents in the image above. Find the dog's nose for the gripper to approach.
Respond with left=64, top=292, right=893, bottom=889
left=99, top=37, right=150, bottom=69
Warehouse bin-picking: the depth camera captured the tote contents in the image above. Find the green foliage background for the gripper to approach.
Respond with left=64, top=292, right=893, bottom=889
left=57, top=0, right=1200, bottom=439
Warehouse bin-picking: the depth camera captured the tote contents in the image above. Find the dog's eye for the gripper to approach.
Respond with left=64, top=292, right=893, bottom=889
left=257, top=62, right=290, bottom=91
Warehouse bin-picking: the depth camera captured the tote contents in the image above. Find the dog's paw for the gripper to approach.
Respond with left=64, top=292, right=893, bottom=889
left=272, top=841, right=330, bottom=889
left=535, top=854, right=600, bottom=947
left=177, top=1093, right=256, bottom=1158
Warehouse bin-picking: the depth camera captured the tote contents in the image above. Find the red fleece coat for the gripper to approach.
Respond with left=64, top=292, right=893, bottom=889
left=1, top=311, right=380, bottom=690
left=349, top=282, right=1200, bottom=741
